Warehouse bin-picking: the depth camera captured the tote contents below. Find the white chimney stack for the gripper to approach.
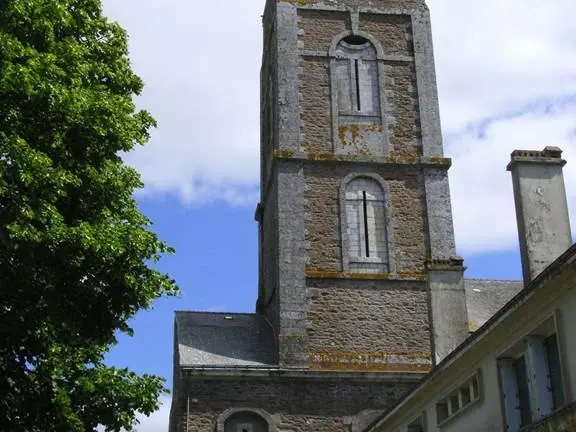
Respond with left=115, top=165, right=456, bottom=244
left=507, top=146, right=572, bottom=284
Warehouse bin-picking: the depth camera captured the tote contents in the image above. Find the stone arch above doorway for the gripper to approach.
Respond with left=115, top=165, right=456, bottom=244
left=216, top=408, right=277, bottom=432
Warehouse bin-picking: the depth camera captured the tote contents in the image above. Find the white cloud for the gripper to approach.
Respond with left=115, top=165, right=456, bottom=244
left=101, top=0, right=576, bottom=254
left=448, top=100, right=576, bottom=254
left=101, top=0, right=264, bottom=206
left=97, top=395, right=171, bottom=432
left=429, top=0, right=576, bottom=133
left=133, top=395, right=171, bottom=432
left=428, top=0, right=576, bottom=254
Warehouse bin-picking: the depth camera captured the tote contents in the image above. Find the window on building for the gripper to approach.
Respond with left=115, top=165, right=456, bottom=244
left=498, top=331, right=566, bottom=432
left=406, top=412, right=426, bottom=432
left=344, top=176, right=388, bottom=273
left=436, top=401, right=448, bottom=425
left=334, top=35, right=380, bottom=124
left=435, top=372, right=482, bottom=426
left=545, top=334, right=565, bottom=409
left=514, top=355, right=532, bottom=426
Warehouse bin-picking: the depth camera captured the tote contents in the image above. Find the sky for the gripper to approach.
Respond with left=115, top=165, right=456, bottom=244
left=98, top=0, right=576, bottom=430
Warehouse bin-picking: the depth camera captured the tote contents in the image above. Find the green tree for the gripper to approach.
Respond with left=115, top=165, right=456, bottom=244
left=0, top=0, right=178, bottom=430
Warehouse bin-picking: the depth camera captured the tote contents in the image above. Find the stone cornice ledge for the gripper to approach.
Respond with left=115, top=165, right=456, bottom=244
left=181, top=366, right=426, bottom=381
left=305, top=269, right=426, bottom=281
left=426, top=257, right=466, bottom=271
left=506, top=146, right=566, bottom=170
left=273, top=150, right=451, bottom=168
left=279, top=1, right=427, bottom=16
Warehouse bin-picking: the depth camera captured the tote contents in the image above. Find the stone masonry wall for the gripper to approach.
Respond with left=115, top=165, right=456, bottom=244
left=297, top=9, right=350, bottom=52
left=261, top=175, right=280, bottom=333
left=172, top=376, right=416, bottom=432
left=259, top=0, right=279, bottom=331
left=386, top=62, right=421, bottom=158
left=359, top=14, right=413, bottom=57
left=306, top=278, right=430, bottom=362
left=304, top=163, right=427, bottom=273
left=282, top=0, right=425, bottom=9
left=299, top=57, right=332, bottom=153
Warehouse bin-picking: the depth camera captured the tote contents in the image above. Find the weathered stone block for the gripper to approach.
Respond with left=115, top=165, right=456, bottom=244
left=359, top=13, right=413, bottom=57
left=306, top=278, right=431, bottom=367
left=297, top=9, right=350, bottom=52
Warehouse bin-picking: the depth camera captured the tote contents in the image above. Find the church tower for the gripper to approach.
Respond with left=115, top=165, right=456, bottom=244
left=170, top=1, right=470, bottom=431
left=256, top=0, right=468, bottom=369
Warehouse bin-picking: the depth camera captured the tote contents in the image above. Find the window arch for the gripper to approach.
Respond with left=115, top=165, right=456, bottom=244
left=341, top=175, right=390, bottom=273
left=225, top=412, right=268, bottom=432
left=334, top=35, right=380, bottom=123
left=217, top=408, right=275, bottom=432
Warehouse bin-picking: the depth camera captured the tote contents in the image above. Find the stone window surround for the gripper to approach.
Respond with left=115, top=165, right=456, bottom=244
left=333, top=36, right=380, bottom=119
left=340, top=172, right=394, bottom=274
left=344, top=177, right=388, bottom=267
left=216, top=408, right=277, bottom=432
left=328, top=30, right=386, bottom=62
left=329, top=30, right=390, bottom=155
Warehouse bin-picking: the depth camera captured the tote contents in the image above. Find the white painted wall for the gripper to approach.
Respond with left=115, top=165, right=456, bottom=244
left=381, top=281, right=576, bottom=432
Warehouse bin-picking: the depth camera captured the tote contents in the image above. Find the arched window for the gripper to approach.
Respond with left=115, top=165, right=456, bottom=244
left=224, top=411, right=269, bottom=432
left=334, top=35, right=380, bottom=123
left=343, top=176, right=389, bottom=273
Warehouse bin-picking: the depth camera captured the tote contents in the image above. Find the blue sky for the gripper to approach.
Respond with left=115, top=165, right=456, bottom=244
left=99, top=0, right=576, bottom=429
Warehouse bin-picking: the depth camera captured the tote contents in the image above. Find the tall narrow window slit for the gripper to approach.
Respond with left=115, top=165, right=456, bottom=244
left=362, top=190, right=370, bottom=257
left=354, top=59, right=361, bottom=111
left=343, top=176, right=389, bottom=273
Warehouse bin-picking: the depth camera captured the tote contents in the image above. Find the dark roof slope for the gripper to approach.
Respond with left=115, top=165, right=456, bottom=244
left=175, top=312, right=276, bottom=367
left=464, top=279, right=523, bottom=331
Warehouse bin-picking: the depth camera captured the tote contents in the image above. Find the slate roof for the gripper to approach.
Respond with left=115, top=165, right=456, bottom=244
left=175, top=311, right=276, bottom=367
left=464, top=279, right=523, bottom=331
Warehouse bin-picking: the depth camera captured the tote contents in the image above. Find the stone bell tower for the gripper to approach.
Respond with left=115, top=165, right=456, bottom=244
left=170, top=1, right=470, bottom=431
left=256, top=0, right=468, bottom=369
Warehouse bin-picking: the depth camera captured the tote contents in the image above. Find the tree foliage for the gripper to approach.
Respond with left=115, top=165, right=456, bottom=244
left=0, top=0, right=178, bottom=430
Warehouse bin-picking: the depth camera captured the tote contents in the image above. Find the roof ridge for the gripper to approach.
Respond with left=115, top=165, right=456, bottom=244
left=174, top=311, right=257, bottom=315
left=464, top=278, right=522, bottom=282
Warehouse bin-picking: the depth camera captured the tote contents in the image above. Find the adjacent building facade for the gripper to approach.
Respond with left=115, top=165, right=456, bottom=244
left=365, top=148, right=576, bottom=432
left=168, top=1, right=572, bottom=431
